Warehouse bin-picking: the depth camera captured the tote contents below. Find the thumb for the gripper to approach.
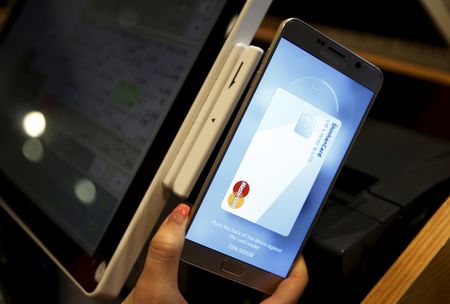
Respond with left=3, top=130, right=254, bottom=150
left=141, top=203, right=190, bottom=289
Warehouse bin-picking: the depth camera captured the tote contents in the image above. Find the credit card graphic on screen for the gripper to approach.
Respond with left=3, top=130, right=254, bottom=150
left=221, top=88, right=342, bottom=236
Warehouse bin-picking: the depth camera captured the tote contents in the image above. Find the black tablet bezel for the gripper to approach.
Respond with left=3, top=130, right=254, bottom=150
left=0, top=0, right=248, bottom=291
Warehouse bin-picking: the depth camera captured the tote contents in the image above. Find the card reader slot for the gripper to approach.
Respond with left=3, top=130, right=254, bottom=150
left=163, top=43, right=247, bottom=192
left=164, top=44, right=263, bottom=198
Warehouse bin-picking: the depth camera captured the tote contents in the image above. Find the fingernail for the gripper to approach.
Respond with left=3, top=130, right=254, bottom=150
left=169, top=203, right=190, bottom=225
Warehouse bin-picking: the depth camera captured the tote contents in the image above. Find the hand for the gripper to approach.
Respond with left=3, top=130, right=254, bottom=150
left=123, top=203, right=308, bottom=304
left=123, top=203, right=190, bottom=304
left=261, top=256, right=308, bottom=304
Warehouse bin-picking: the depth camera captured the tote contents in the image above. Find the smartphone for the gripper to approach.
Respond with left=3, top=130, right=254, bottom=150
left=182, top=18, right=383, bottom=294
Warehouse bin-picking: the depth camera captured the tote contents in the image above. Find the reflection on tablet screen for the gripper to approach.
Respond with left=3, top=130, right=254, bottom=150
left=0, top=0, right=251, bottom=290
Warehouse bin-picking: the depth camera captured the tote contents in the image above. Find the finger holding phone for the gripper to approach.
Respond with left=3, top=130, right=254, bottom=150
left=182, top=18, right=383, bottom=294
left=123, top=203, right=308, bottom=304
left=126, top=17, right=382, bottom=302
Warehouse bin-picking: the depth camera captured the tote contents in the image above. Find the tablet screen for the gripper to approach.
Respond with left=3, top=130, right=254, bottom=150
left=0, top=0, right=246, bottom=290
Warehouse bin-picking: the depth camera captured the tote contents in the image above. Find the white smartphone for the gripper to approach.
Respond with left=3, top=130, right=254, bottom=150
left=182, top=18, right=383, bottom=294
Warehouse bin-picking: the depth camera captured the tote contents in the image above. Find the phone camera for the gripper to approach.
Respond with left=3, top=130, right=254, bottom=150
left=355, top=61, right=362, bottom=69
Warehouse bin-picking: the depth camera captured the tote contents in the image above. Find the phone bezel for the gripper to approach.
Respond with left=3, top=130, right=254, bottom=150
left=182, top=18, right=383, bottom=294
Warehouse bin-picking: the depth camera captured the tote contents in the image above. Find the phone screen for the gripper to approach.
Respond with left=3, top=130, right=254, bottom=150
left=186, top=37, right=375, bottom=277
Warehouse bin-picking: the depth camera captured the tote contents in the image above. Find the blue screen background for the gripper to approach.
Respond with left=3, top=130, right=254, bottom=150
left=186, top=38, right=374, bottom=277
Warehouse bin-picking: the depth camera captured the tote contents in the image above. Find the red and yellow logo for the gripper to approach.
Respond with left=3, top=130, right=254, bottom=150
left=227, top=181, right=250, bottom=209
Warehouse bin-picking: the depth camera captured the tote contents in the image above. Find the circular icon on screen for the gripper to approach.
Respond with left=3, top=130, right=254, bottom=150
left=287, top=76, right=339, bottom=115
left=227, top=181, right=250, bottom=209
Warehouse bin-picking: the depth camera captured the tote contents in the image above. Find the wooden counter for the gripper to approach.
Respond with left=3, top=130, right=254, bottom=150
left=0, top=0, right=14, bottom=31
left=363, top=196, right=450, bottom=303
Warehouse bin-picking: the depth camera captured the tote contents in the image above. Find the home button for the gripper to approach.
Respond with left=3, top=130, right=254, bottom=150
left=220, top=259, right=246, bottom=277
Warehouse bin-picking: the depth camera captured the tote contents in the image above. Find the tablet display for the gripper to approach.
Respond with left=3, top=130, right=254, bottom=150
left=0, top=0, right=249, bottom=292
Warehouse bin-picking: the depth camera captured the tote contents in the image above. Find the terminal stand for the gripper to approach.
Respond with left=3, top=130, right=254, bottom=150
left=163, top=44, right=263, bottom=198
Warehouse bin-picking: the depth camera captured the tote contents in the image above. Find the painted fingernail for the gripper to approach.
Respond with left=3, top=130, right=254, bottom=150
left=170, top=203, right=190, bottom=225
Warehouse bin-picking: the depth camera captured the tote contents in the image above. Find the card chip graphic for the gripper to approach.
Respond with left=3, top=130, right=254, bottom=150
left=295, top=113, right=316, bottom=138
left=220, top=88, right=341, bottom=236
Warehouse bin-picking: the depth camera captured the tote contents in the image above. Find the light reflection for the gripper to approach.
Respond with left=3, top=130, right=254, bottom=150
left=22, top=111, right=46, bottom=138
left=74, top=179, right=97, bottom=205
left=22, top=138, right=44, bottom=163
left=225, top=14, right=238, bottom=37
